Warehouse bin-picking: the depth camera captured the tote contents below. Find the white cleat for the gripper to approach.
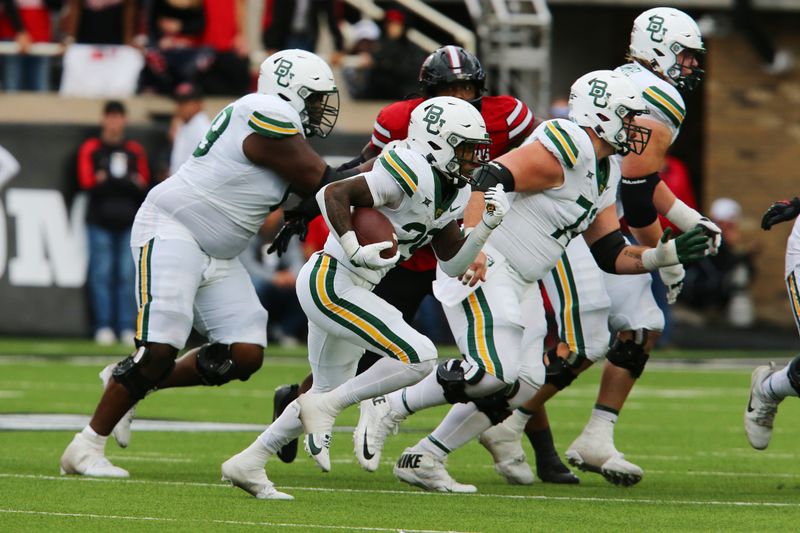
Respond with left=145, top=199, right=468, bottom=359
left=744, top=362, right=780, bottom=450
left=304, top=432, right=331, bottom=472
left=565, top=430, right=642, bottom=487
left=298, top=392, right=340, bottom=472
left=479, top=423, right=534, bottom=485
left=393, top=448, right=477, bottom=493
left=99, top=363, right=136, bottom=448
left=59, top=432, right=129, bottom=478
left=221, top=452, right=293, bottom=500
left=354, top=396, right=405, bottom=472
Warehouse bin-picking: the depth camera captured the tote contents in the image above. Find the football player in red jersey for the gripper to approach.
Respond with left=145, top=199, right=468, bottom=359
left=272, top=46, right=577, bottom=484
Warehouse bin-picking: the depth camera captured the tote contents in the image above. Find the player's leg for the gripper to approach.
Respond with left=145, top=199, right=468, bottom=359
left=482, top=241, right=609, bottom=483
left=61, top=237, right=202, bottom=477
left=276, top=265, right=435, bottom=464
left=294, top=253, right=437, bottom=471
left=744, top=270, right=800, bottom=449
left=222, top=320, right=361, bottom=499
left=566, top=270, right=663, bottom=486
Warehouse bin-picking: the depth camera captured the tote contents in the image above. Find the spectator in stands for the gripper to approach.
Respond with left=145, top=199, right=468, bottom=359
left=77, top=101, right=150, bottom=345
left=241, top=216, right=307, bottom=348
left=363, top=9, right=426, bottom=100
left=139, top=0, right=207, bottom=95
left=168, top=81, right=209, bottom=175
left=62, top=0, right=136, bottom=46
left=0, top=0, right=61, bottom=92
left=196, top=0, right=249, bottom=96
left=547, top=96, right=569, bottom=120
left=680, top=197, right=757, bottom=327
left=262, top=0, right=345, bottom=65
left=341, top=18, right=380, bottom=99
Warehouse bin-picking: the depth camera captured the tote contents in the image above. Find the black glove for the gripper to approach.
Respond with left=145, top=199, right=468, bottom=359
left=267, top=211, right=310, bottom=257
left=762, top=197, right=800, bottom=230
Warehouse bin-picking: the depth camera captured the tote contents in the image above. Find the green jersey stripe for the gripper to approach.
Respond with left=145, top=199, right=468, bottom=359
left=248, top=119, right=296, bottom=139
left=643, top=91, right=683, bottom=128
left=387, top=150, right=419, bottom=186
left=379, top=156, right=414, bottom=196
left=251, top=111, right=297, bottom=130
left=553, top=122, right=580, bottom=160
left=544, top=127, right=575, bottom=169
left=461, top=297, right=483, bottom=371
left=647, top=86, right=685, bottom=118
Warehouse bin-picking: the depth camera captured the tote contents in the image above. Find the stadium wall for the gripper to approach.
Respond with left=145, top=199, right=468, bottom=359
left=0, top=124, right=365, bottom=337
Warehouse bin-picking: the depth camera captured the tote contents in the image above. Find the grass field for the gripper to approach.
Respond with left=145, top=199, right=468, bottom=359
left=1, top=340, right=799, bottom=532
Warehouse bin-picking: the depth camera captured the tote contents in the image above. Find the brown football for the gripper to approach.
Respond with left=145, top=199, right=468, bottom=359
left=351, top=207, right=398, bottom=259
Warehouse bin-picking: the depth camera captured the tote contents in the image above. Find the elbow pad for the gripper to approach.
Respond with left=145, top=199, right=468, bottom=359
left=590, top=230, right=627, bottom=274
left=471, top=161, right=515, bottom=193
left=620, top=172, right=660, bottom=228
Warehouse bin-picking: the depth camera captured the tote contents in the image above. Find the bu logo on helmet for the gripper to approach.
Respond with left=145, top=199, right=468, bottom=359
left=646, top=15, right=665, bottom=42
left=274, top=59, right=294, bottom=88
left=423, top=105, right=445, bottom=134
left=588, top=79, right=608, bottom=108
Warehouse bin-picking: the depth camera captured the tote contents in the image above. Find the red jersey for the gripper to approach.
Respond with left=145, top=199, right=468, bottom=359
left=370, top=95, right=535, bottom=271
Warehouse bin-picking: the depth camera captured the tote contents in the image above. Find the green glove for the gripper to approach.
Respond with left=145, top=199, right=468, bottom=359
left=642, top=227, right=709, bottom=271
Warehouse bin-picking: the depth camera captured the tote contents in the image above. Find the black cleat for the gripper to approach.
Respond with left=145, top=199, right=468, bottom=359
left=274, top=384, right=300, bottom=463
left=537, top=458, right=580, bottom=484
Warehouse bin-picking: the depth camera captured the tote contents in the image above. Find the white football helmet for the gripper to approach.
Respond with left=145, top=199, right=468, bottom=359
left=569, top=70, right=651, bottom=155
left=257, top=49, right=339, bottom=137
left=629, top=7, right=705, bottom=91
left=406, top=96, right=490, bottom=188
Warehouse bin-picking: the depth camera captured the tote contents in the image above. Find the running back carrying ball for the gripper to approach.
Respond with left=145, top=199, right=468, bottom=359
left=352, top=207, right=398, bottom=259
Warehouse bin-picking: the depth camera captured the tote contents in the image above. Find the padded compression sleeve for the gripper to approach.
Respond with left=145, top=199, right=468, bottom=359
left=619, top=172, right=660, bottom=227
left=589, top=230, right=627, bottom=274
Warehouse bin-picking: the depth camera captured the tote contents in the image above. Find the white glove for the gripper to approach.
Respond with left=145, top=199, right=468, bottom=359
left=659, top=263, right=685, bottom=304
left=340, top=231, right=400, bottom=270
left=696, top=217, right=722, bottom=256
left=482, top=184, right=510, bottom=229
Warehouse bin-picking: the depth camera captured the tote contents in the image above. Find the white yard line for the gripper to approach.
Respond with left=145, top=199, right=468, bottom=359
left=0, top=509, right=467, bottom=533
left=0, top=473, right=797, bottom=508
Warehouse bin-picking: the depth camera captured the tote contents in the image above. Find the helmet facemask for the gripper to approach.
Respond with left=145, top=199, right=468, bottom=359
left=299, top=86, right=339, bottom=138
left=440, top=133, right=491, bottom=188
left=603, top=106, right=651, bottom=155
left=664, top=44, right=705, bottom=91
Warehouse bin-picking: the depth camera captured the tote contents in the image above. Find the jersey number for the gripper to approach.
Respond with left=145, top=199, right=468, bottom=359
left=397, top=222, right=441, bottom=259
left=193, top=106, right=233, bottom=157
left=550, top=195, right=597, bottom=245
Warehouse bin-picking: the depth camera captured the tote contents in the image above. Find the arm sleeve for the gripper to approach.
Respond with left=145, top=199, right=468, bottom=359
left=619, top=172, right=660, bottom=228
left=77, top=139, right=99, bottom=190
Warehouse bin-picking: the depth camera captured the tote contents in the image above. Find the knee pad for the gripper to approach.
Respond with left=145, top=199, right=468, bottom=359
left=112, top=345, right=175, bottom=400
left=544, top=348, right=586, bottom=390
left=196, top=343, right=237, bottom=386
left=606, top=333, right=650, bottom=379
left=436, top=359, right=484, bottom=404
left=788, top=356, right=800, bottom=395
left=473, top=381, right=519, bottom=425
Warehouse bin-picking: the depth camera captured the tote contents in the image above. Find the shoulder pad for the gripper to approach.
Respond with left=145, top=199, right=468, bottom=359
left=377, top=147, right=426, bottom=197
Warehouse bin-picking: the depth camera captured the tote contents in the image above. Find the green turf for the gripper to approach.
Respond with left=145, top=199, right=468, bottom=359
left=1, top=346, right=799, bottom=532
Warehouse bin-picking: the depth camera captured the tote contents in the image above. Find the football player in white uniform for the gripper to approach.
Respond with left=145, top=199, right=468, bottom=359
left=744, top=198, right=800, bottom=449
left=220, top=96, right=511, bottom=500
left=479, top=7, right=722, bottom=487
left=358, top=70, right=709, bottom=492
left=59, top=50, right=351, bottom=478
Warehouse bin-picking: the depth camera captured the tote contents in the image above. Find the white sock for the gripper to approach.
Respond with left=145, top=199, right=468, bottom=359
left=257, top=400, right=303, bottom=456
left=762, top=364, right=799, bottom=401
left=388, top=368, right=445, bottom=415
left=82, top=425, right=108, bottom=447
left=425, top=402, right=492, bottom=458
left=590, top=405, right=619, bottom=425
left=331, top=358, right=434, bottom=409
left=505, top=408, right=533, bottom=434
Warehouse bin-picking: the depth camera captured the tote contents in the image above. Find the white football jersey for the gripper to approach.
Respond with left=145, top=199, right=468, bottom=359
left=489, top=119, right=621, bottom=283
left=134, top=93, right=304, bottom=259
left=324, top=144, right=471, bottom=285
left=615, top=62, right=686, bottom=144
left=785, top=217, right=800, bottom=278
